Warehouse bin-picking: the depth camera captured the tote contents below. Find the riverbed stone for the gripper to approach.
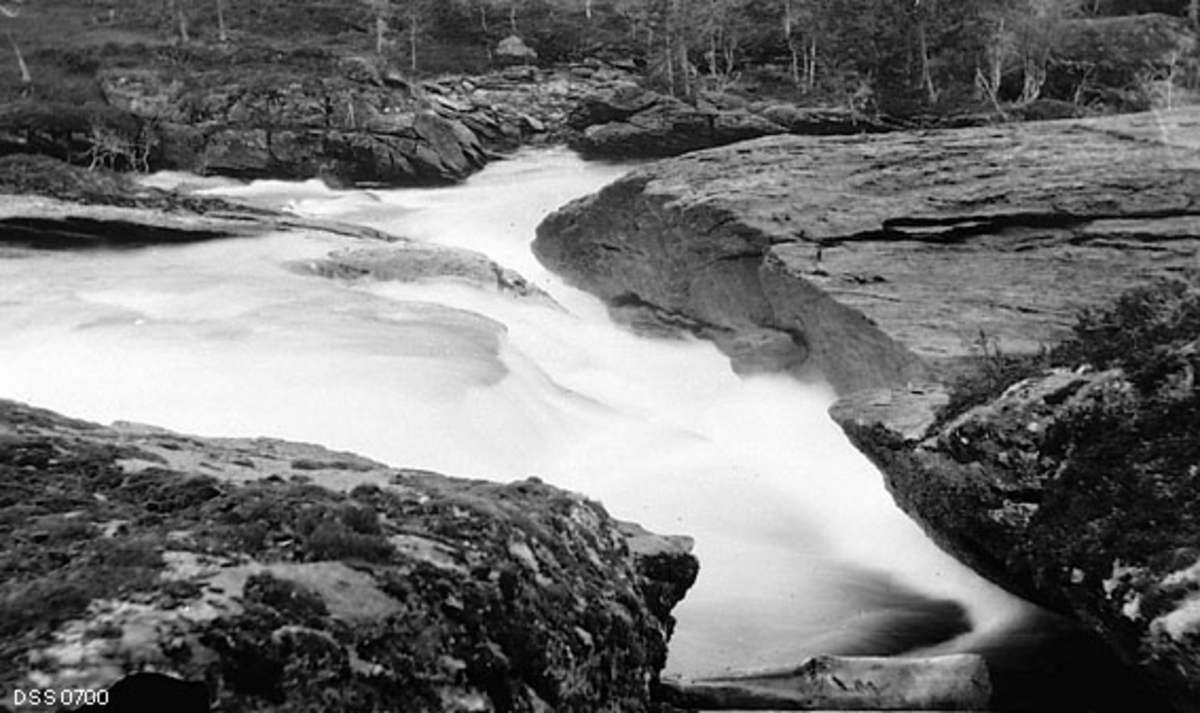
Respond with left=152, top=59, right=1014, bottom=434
left=293, top=245, right=553, bottom=302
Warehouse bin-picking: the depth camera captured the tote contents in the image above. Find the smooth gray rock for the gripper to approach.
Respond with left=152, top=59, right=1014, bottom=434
left=534, top=107, right=1200, bottom=393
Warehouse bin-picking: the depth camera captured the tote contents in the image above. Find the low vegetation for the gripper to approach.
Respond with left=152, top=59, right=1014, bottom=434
left=940, top=276, right=1200, bottom=425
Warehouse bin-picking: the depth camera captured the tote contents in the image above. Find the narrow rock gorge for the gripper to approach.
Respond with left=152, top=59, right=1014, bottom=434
left=533, top=107, right=1200, bottom=710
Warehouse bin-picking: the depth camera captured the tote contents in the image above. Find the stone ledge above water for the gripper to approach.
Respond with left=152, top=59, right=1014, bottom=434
left=533, top=107, right=1200, bottom=394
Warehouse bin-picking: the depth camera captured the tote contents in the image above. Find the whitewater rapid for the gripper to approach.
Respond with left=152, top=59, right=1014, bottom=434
left=0, top=148, right=1031, bottom=675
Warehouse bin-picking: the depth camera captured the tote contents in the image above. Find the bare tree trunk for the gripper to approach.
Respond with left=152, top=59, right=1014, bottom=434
left=215, top=0, right=227, bottom=42
left=667, top=0, right=692, bottom=99
left=509, top=3, right=517, bottom=33
left=585, top=0, right=593, bottom=20
left=807, top=35, right=817, bottom=91
left=5, top=31, right=29, bottom=84
left=783, top=0, right=800, bottom=87
left=409, top=18, right=418, bottom=71
left=176, top=0, right=190, bottom=43
left=917, top=20, right=936, bottom=104
left=162, top=0, right=190, bottom=43
left=374, top=0, right=388, bottom=55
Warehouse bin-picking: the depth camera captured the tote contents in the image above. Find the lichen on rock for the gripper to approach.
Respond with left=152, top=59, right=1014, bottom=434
left=0, top=399, right=697, bottom=712
left=834, top=279, right=1200, bottom=711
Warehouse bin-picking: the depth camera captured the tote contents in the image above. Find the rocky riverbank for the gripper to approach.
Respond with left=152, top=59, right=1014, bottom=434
left=532, top=106, right=1200, bottom=710
left=834, top=280, right=1200, bottom=713
left=0, top=396, right=698, bottom=712
left=0, top=54, right=644, bottom=188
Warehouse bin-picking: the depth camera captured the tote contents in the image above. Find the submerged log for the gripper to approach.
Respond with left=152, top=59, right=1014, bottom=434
left=658, top=654, right=991, bottom=710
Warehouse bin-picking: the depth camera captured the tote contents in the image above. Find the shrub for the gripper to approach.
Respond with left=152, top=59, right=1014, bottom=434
left=941, top=277, right=1200, bottom=423
left=938, top=330, right=1050, bottom=425
left=1054, top=278, right=1200, bottom=392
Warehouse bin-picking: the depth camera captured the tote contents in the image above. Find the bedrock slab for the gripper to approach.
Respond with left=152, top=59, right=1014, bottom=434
left=533, top=107, right=1200, bottom=394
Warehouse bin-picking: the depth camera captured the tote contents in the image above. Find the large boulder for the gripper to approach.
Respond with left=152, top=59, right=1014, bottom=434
left=533, top=107, right=1200, bottom=393
left=0, top=398, right=698, bottom=712
left=494, top=35, right=539, bottom=67
left=291, top=245, right=554, bottom=303
left=565, top=84, right=787, bottom=158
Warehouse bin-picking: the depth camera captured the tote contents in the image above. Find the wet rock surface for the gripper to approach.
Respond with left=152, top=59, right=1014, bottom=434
left=0, top=399, right=697, bottom=712
left=0, top=154, right=548, bottom=302
left=534, top=107, right=1200, bottom=393
left=292, top=245, right=554, bottom=303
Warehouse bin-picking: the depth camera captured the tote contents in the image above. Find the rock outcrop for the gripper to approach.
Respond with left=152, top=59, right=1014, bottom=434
left=0, top=62, right=641, bottom=186
left=564, top=83, right=901, bottom=159
left=532, top=107, right=1200, bottom=709
left=834, top=280, right=1200, bottom=711
left=419, top=64, right=638, bottom=151
left=0, top=398, right=698, bottom=712
left=0, top=154, right=549, bottom=305
left=533, top=107, right=1200, bottom=393
left=98, top=64, right=488, bottom=186
left=565, top=83, right=791, bottom=158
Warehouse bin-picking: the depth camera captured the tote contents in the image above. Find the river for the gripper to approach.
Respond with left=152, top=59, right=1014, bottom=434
left=0, top=147, right=1032, bottom=678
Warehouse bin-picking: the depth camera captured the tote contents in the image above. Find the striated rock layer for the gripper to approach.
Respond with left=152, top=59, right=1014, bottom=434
left=0, top=399, right=697, bottom=712
left=533, top=107, right=1200, bottom=393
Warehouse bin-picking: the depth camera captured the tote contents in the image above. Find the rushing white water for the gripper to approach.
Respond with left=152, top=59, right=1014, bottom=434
left=0, top=148, right=1032, bottom=676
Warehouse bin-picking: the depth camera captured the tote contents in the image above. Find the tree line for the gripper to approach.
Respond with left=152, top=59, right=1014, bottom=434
left=11, top=0, right=1194, bottom=111
left=308, top=0, right=1200, bottom=111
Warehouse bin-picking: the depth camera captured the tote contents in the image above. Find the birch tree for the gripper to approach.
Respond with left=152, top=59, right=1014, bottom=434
left=215, top=0, right=227, bottom=42
left=164, top=0, right=190, bottom=43
left=0, top=2, right=29, bottom=87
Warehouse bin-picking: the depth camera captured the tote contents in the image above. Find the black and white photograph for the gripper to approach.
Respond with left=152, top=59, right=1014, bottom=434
left=1, top=1, right=1198, bottom=711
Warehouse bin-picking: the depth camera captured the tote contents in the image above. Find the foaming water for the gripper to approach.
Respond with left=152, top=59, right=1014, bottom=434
left=0, top=147, right=1032, bottom=676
